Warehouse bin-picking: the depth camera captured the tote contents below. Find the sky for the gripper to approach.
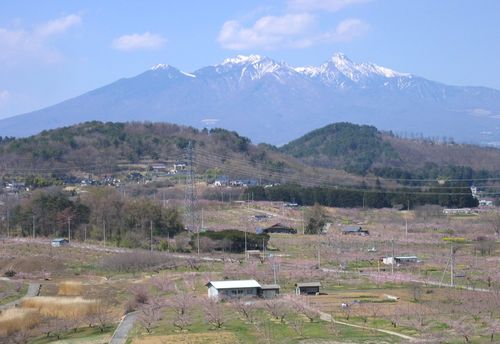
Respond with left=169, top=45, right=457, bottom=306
left=1, top=0, right=500, bottom=119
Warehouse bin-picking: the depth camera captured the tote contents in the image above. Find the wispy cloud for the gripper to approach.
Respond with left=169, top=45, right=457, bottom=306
left=288, top=0, right=370, bottom=13
left=0, top=14, right=82, bottom=64
left=218, top=13, right=316, bottom=50
left=323, top=18, right=369, bottom=41
left=0, top=90, right=10, bottom=106
left=112, top=32, right=166, bottom=51
left=218, top=14, right=368, bottom=50
left=35, top=14, right=82, bottom=37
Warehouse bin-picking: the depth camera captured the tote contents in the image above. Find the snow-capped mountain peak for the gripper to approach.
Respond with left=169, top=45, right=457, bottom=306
left=151, top=63, right=172, bottom=71
left=150, top=64, right=196, bottom=78
left=222, top=54, right=264, bottom=65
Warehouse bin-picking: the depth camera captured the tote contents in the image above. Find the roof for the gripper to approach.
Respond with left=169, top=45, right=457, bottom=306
left=342, top=226, right=364, bottom=232
left=206, top=280, right=261, bottom=289
left=295, top=282, right=321, bottom=288
left=260, top=284, right=280, bottom=290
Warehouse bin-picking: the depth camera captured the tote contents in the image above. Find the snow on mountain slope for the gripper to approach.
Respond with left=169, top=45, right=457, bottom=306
left=1, top=53, right=500, bottom=146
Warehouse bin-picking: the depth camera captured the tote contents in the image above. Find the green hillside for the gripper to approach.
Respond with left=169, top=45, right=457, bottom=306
left=280, top=122, right=500, bottom=182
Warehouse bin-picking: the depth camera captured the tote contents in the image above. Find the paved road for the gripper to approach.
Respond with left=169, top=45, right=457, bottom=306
left=0, top=282, right=41, bottom=311
left=109, top=311, right=138, bottom=344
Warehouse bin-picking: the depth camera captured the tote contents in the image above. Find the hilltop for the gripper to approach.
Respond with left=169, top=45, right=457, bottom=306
left=0, top=121, right=360, bottom=187
left=281, top=122, right=500, bottom=181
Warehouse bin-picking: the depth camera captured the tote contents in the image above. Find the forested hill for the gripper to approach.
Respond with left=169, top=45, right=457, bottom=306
left=1, top=121, right=499, bottom=187
left=280, top=122, right=500, bottom=180
left=0, top=121, right=360, bottom=186
left=0, top=121, right=274, bottom=171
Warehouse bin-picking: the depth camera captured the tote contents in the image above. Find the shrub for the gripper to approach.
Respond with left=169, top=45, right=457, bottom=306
left=0, top=308, right=40, bottom=335
left=4, top=269, right=16, bottom=278
left=58, top=281, right=83, bottom=296
left=21, top=296, right=98, bottom=319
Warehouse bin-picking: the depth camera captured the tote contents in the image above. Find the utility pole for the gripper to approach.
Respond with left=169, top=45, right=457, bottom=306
left=150, top=220, right=153, bottom=251
left=103, top=219, right=106, bottom=247
left=244, top=229, right=247, bottom=260
left=302, top=207, right=305, bottom=235
left=450, top=243, right=454, bottom=287
left=405, top=199, right=409, bottom=239
left=317, top=243, right=321, bottom=269
left=184, top=141, right=198, bottom=253
left=391, top=240, right=395, bottom=275
left=68, top=217, right=71, bottom=243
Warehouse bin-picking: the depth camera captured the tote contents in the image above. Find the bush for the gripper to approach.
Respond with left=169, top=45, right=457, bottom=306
left=198, top=230, right=269, bottom=253
left=4, top=269, right=16, bottom=278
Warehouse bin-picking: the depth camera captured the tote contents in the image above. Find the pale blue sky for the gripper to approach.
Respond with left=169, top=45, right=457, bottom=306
left=1, top=0, right=499, bottom=118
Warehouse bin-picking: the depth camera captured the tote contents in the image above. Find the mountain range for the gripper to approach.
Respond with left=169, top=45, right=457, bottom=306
left=1, top=53, right=500, bottom=146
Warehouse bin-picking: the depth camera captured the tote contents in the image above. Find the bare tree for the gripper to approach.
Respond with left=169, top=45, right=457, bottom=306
left=449, top=317, right=476, bottom=343
left=151, top=274, right=175, bottom=293
left=289, top=318, right=305, bottom=337
left=203, top=298, right=226, bottom=329
left=166, top=292, right=195, bottom=331
left=231, top=297, right=258, bottom=324
left=138, top=298, right=163, bottom=334
left=290, top=296, right=319, bottom=322
left=264, top=299, right=289, bottom=323
left=92, top=303, right=114, bottom=333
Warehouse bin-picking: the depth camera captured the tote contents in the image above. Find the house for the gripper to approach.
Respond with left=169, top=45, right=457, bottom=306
left=341, top=226, right=369, bottom=236
left=253, top=214, right=270, bottom=221
left=214, top=176, right=229, bottom=187
left=206, top=280, right=261, bottom=299
left=382, top=256, right=421, bottom=265
left=443, top=208, right=474, bottom=215
left=151, top=163, right=167, bottom=172
left=295, top=282, right=321, bottom=295
left=259, top=284, right=280, bottom=299
left=172, top=162, right=187, bottom=174
left=263, top=223, right=297, bottom=234
left=51, top=238, right=69, bottom=247
left=479, top=199, right=494, bottom=207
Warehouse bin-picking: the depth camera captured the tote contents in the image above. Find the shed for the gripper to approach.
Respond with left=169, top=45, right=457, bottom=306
left=382, top=256, right=420, bottom=265
left=341, top=226, right=369, bottom=236
left=295, top=282, right=321, bottom=295
left=263, top=223, right=297, bottom=234
left=259, top=284, right=280, bottom=299
left=51, top=238, right=69, bottom=247
left=206, top=280, right=261, bottom=299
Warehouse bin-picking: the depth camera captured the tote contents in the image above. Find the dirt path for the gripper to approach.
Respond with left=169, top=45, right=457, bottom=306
left=109, top=311, right=138, bottom=344
left=0, top=282, right=41, bottom=310
left=318, top=311, right=416, bottom=342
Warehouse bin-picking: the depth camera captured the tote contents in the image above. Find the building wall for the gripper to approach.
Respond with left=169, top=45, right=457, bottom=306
left=208, top=286, right=219, bottom=299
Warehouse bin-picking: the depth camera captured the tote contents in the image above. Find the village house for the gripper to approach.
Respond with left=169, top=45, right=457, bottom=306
left=206, top=280, right=261, bottom=299
left=341, top=226, right=369, bottom=236
left=263, top=223, right=297, bottom=234
left=295, top=282, right=321, bottom=295
left=259, top=284, right=280, bottom=299
left=206, top=280, right=280, bottom=300
left=51, top=238, right=69, bottom=247
left=382, top=256, right=421, bottom=265
left=214, top=175, right=229, bottom=187
left=443, top=208, right=475, bottom=215
left=171, top=162, right=187, bottom=174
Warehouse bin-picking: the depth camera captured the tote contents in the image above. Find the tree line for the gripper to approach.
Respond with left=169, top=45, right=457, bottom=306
left=6, top=187, right=184, bottom=248
left=244, top=183, right=478, bottom=209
